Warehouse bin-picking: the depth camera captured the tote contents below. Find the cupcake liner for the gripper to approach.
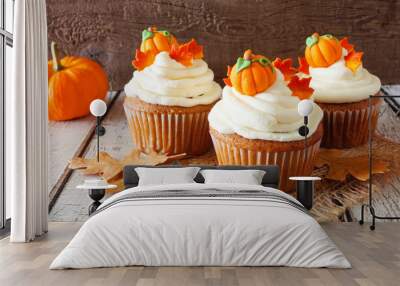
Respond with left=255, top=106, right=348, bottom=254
left=210, top=124, right=323, bottom=192
left=318, top=97, right=382, bottom=149
left=124, top=96, right=214, bottom=156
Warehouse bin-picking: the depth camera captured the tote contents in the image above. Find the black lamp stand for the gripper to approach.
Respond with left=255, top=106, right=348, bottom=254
left=359, top=94, right=400, bottom=230
left=299, top=116, right=310, bottom=157
left=95, top=116, right=106, bottom=162
left=88, top=116, right=106, bottom=215
left=293, top=116, right=316, bottom=210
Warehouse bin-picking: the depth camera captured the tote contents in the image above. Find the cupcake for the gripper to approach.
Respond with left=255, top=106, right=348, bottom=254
left=208, top=50, right=324, bottom=192
left=124, top=27, right=222, bottom=155
left=302, top=33, right=381, bottom=148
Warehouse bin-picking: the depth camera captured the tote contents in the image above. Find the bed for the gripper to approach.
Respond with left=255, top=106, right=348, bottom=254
left=50, top=165, right=350, bottom=269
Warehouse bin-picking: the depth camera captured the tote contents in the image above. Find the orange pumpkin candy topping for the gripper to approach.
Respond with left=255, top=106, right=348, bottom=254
left=305, top=33, right=342, bottom=68
left=48, top=42, right=109, bottom=121
left=140, top=27, right=178, bottom=54
left=224, top=50, right=276, bottom=96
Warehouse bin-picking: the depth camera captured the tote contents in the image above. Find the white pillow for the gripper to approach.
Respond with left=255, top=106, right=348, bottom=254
left=135, top=167, right=200, bottom=186
left=200, top=169, right=266, bottom=185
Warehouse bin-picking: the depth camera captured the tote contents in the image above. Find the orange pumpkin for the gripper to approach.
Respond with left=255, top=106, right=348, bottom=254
left=305, top=33, right=342, bottom=67
left=48, top=42, right=109, bottom=121
left=140, top=27, right=178, bottom=54
left=224, top=50, right=276, bottom=96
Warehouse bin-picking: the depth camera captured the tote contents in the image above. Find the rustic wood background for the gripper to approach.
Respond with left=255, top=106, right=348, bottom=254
left=46, top=0, right=400, bottom=90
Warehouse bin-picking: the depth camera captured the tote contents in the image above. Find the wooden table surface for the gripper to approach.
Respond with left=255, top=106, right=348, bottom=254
left=49, top=87, right=400, bottom=223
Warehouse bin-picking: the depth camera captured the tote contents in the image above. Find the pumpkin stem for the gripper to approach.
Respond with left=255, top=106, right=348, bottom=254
left=243, top=49, right=253, bottom=61
left=51, top=41, right=63, bottom=72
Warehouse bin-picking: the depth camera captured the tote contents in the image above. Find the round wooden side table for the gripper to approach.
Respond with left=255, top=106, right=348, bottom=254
left=289, top=176, right=321, bottom=210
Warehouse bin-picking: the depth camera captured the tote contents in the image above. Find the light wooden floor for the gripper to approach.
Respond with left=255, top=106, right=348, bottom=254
left=0, top=222, right=399, bottom=286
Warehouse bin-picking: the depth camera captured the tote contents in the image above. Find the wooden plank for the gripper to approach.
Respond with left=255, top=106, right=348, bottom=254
left=46, top=0, right=400, bottom=90
left=48, top=115, right=94, bottom=191
left=48, top=91, right=121, bottom=211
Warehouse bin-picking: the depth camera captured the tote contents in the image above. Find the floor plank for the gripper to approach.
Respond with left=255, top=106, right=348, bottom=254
left=0, top=222, right=399, bottom=286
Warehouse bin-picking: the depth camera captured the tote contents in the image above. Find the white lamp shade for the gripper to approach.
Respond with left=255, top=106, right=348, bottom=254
left=90, top=99, right=107, bottom=117
left=297, top=99, right=314, bottom=117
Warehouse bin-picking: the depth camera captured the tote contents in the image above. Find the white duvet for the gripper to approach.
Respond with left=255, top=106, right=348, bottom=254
left=50, top=183, right=350, bottom=269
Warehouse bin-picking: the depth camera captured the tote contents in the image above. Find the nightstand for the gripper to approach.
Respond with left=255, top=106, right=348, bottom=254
left=289, top=176, right=321, bottom=210
left=77, top=179, right=117, bottom=215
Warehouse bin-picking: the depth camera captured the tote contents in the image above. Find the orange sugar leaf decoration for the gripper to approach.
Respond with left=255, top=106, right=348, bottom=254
left=132, top=49, right=156, bottom=71
left=169, top=43, right=193, bottom=66
left=273, top=57, right=297, bottom=81
left=298, top=56, right=310, bottom=75
left=345, top=50, right=363, bottom=73
left=287, top=76, right=314, bottom=100
left=223, top=65, right=233, bottom=86
left=223, top=78, right=232, bottom=86
left=340, top=37, right=363, bottom=73
left=340, top=37, right=354, bottom=53
left=186, top=39, right=204, bottom=59
left=169, top=39, right=204, bottom=67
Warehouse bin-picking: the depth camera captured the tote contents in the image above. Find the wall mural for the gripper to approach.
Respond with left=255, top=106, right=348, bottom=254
left=46, top=0, right=400, bottom=223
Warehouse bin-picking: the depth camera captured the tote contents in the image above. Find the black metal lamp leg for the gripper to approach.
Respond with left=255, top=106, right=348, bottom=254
left=370, top=206, right=376, bottom=231
left=359, top=204, right=365, bottom=225
left=359, top=204, right=375, bottom=230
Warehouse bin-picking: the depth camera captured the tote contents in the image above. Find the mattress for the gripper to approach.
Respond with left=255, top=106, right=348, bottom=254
left=50, top=183, right=350, bottom=269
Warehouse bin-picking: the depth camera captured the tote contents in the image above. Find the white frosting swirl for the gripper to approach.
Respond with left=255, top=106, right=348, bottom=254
left=124, top=52, right=221, bottom=107
left=310, top=49, right=381, bottom=103
left=208, top=70, right=323, bottom=142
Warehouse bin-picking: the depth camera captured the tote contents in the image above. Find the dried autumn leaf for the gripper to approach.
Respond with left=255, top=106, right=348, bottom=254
left=98, top=152, right=124, bottom=181
left=297, top=56, right=309, bottom=75
left=132, top=49, right=156, bottom=71
left=121, top=149, right=186, bottom=166
left=315, top=149, right=390, bottom=181
left=179, top=150, right=218, bottom=166
left=70, top=152, right=122, bottom=182
left=107, top=178, right=124, bottom=193
left=287, top=76, right=314, bottom=100
left=273, top=57, right=297, bottom=81
left=69, top=149, right=186, bottom=185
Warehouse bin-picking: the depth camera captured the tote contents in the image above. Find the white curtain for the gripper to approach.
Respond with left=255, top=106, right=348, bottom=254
left=9, top=0, right=49, bottom=242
